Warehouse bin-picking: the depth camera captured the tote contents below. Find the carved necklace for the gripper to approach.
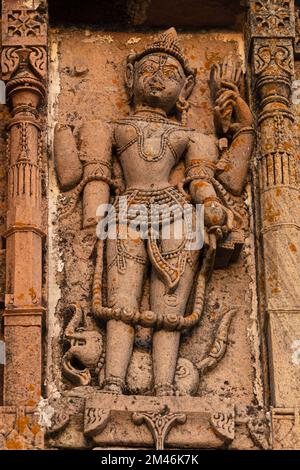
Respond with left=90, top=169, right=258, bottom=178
left=115, top=117, right=190, bottom=163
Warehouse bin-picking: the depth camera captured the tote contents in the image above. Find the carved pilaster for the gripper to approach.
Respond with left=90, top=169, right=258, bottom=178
left=0, top=406, right=43, bottom=450
left=248, top=0, right=300, bottom=427
left=1, top=1, right=47, bottom=408
left=271, top=408, right=300, bottom=449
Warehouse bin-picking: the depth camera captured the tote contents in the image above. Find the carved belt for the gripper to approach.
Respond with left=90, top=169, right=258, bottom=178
left=112, top=187, right=195, bottom=291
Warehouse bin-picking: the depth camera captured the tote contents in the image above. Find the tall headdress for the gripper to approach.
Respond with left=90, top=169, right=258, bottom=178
left=127, top=27, right=196, bottom=78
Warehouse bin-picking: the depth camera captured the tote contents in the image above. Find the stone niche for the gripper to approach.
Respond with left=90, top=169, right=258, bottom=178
left=12, top=0, right=300, bottom=452
left=45, top=26, right=265, bottom=450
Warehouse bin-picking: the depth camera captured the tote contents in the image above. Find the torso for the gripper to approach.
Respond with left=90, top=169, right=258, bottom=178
left=113, top=116, right=193, bottom=191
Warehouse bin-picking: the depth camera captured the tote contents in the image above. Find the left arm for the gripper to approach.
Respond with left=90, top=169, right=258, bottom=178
left=212, top=82, right=254, bottom=195
left=185, top=133, right=233, bottom=239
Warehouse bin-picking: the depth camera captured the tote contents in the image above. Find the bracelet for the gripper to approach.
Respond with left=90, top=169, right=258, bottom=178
left=184, top=160, right=216, bottom=177
left=82, top=159, right=112, bottom=169
left=102, top=376, right=125, bottom=389
left=232, top=126, right=255, bottom=142
left=203, top=196, right=221, bottom=205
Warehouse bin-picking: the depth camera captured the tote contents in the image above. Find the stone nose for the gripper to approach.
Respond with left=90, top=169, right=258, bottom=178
left=150, top=69, right=164, bottom=82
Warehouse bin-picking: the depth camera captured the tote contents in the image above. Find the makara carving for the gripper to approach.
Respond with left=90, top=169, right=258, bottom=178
left=54, top=28, right=254, bottom=398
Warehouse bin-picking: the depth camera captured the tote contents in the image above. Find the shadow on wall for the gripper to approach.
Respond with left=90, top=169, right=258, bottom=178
left=48, top=0, right=245, bottom=29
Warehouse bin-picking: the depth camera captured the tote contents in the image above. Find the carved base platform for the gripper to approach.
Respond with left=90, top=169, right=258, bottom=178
left=47, top=391, right=236, bottom=450
left=85, top=395, right=235, bottom=450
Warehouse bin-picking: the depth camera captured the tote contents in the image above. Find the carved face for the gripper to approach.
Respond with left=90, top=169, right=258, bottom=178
left=132, top=53, right=188, bottom=113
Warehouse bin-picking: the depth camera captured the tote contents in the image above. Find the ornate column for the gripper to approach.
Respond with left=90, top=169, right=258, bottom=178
left=248, top=0, right=300, bottom=448
left=1, top=1, right=47, bottom=407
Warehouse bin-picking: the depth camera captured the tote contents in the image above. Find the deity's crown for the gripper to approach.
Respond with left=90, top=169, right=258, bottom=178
left=127, top=27, right=196, bottom=77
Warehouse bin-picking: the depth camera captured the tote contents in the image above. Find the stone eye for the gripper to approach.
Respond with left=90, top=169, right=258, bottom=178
left=141, top=64, right=156, bottom=74
left=163, top=68, right=178, bottom=80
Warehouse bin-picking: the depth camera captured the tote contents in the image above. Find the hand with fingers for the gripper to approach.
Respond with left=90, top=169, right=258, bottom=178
left=210, top=56, right=253, bottom=137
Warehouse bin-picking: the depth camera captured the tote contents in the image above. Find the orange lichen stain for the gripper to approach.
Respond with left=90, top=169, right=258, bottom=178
left=204, top=51, right=222, bottom=70
left=112, top=79, right=118, bottom=85
left=264, top=201, right=280, bottom=224
left=209, top=311, right=218, bottom=320
left=221, top=163, right=232, bottom=173
left=201, top=101, right=209, bottom=111
left=116, top=100, right=124, bottom=110
left=31, top=424, right=41, bottom=436
left=271, top=287, right=281, bottom=294
left=17, top=293, right=24, bottom=300
left=27, top=399, right=37, bottom=407
left=276, top=188, right=281, bottom=197
left=29, top=287, right=36, bottom=297
left=17, top=416, right=29, bottom=434
left=5, top=439, right=24, bottom=450
left=28, top=384, right=35, bottom=392
left=289, top=243, right=297, bottom=253
left=194, top=181, right=208, bottom=188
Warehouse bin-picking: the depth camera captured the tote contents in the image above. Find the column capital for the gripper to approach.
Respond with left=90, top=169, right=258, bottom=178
left=247, top=0, right=295, bottom=58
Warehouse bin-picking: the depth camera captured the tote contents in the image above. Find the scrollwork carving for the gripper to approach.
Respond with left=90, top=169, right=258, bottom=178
left=84, top=408, right=110, bottom=437
left=1, top=46, right=20, bottom=79
left=1, top=45, right=47, bottom=81
left=254, top=42, right=293, bottom=75
left=47, top=411, right=70, bottom=435
left=210, top=410, right=235, bottom=443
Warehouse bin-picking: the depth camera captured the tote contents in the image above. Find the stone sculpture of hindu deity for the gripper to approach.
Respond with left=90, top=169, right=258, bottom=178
left=54, top=28, right=254, bottom=398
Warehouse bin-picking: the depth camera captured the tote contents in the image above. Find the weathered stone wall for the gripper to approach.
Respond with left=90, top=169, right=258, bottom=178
left=3, top=0, right=300, bottom=451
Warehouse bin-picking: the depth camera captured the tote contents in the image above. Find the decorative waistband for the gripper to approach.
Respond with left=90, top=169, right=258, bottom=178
left=115, top=186, right=190, bottom=207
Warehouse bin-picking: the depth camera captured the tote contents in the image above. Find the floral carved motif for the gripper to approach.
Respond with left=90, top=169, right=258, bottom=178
left=7, top=10, right=45, bottom=38
left=249, top=0, right=294, bottom=37
left=254, top=0, right=290, bottom=29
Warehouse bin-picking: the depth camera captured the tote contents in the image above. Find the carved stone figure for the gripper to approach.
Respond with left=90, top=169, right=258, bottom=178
left=54, top=28, right=254, bottom=397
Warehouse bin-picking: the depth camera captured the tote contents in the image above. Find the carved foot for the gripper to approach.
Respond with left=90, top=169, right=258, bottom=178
left=154, top=383, right=175, bottom=397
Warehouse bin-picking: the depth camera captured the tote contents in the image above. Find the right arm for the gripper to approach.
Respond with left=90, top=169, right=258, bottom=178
left=54, top=120, right=114, bottom=228
left=54, top=124, right=83, bottom=191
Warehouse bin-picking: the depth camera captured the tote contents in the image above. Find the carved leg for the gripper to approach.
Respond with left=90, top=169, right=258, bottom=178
left=104, top=231, right=148, bottom=393
left=150, top=229, right=200, bottom=396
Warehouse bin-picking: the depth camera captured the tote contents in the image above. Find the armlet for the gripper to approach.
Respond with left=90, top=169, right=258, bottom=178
left=184, top=160, right=216, bottom=184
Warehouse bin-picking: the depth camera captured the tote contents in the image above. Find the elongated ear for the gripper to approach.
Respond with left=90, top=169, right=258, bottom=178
left=125, top=62, right=135, bottom=99
left=180, top=74, right=195, bottom=101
